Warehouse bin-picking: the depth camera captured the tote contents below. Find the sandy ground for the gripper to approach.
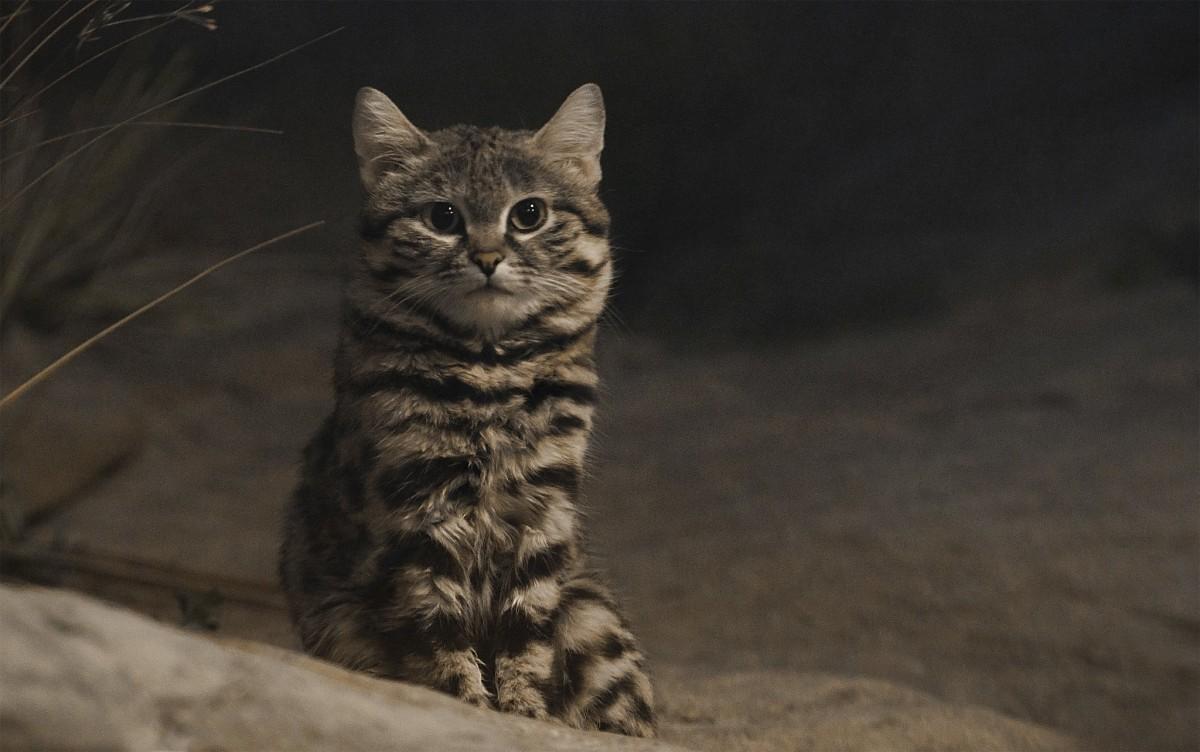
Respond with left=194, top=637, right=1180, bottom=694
left=2, top=244, right=1195, bottom=750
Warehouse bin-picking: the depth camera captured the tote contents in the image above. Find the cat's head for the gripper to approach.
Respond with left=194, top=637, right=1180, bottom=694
left=351, top=84, right=611, bottom=343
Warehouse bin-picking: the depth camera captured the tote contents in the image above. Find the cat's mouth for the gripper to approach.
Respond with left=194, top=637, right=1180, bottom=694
left=467, top=279, right=514, bottom=296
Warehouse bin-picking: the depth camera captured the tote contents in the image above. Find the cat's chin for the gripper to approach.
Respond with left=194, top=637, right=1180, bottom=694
left=445, top=287, right=537, bottom=341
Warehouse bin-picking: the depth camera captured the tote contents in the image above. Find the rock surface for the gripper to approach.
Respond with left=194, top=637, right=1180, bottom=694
left=0, top=585, right=680, bottom=752
left=655, top=669, right=1076, bottom=752
left=0, top=585, right=1075, bottom=751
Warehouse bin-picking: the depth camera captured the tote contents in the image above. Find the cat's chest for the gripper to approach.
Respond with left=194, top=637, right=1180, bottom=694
left=354, top=356, right=591, bottom=524
left=422, top=508, right=525, bottom=627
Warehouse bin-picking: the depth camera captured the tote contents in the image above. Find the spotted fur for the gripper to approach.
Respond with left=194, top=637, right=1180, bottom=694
left=279, top=84, right=654, bottom=737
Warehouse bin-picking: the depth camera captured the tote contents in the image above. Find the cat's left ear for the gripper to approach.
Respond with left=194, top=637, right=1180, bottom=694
left=534, top=83, right=605, bottom=184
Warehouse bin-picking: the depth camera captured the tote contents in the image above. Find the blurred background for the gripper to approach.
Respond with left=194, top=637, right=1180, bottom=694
left=1, top=3, right=1196, bottom=751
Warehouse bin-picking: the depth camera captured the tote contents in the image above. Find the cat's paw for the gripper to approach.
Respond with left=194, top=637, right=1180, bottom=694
left=497, top=688, right=551, bottom=720
left=596, top=716, right=656, bottom=739
left=444, top=670, right=492, bottom=710
left=458, top=685, right=493, bottom=710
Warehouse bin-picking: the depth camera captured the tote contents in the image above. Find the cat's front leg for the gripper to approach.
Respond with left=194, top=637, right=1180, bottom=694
left=492, top=546, right=569, bottom=720
left=555, top=578, right=656, bottom=738
left=412, top=638, right=492, bottom=709
left=378, top=610, right=492, bottom=708
left=370, top=531, right=491, bottom=708
left=493, top=614, right=558, bottom=720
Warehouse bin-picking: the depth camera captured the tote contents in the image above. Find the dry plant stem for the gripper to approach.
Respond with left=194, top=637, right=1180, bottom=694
left=15, top=443, right=139, bottom=539
left=99, top=9, right=200, bottom=30
left=0, top=0, right=65, bottom=76
left=1, top=17, right=178, bottom=125
left=0, top=220, right=325, bottom=410
left=0, top=0, right=30, bottom=37
left=0, top=0, right=101, bottom=91
left=0, top=105, right=36, bottom=129
left=0, top=26, right=344, bottom=212
left=0, top=120, right=284, bottom=163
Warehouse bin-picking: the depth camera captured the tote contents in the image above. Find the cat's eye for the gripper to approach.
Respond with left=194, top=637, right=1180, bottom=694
left=422, top=202, right=462, bottom=234
left=508, top=198, right=547, bottom=232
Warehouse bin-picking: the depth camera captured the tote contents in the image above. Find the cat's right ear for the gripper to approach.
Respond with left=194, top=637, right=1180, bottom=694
left=534, top=83, right=605, bottom=185
left=352, top=87, right=429, bottom=192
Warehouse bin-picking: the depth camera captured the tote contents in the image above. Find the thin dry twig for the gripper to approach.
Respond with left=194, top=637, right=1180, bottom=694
left=0, top=105, right=37, bottom=129
left=11, top=443, right=139, bottom=538
left=91, top=6, right=213, bottom=34
left=0, top=0, right=31, bottom=37
left=0, top=0, right=65, bottom=75
left=0, top=220, right=325, bottom=410
left=75, top=1, right=214, bottom=50
left=0, top=120, right=283, bottom=163
left=0, top=0, right=101, bottom=91
left=0, top=26, right=344, bottom=212
left=1, top=16, right=178, bottom=126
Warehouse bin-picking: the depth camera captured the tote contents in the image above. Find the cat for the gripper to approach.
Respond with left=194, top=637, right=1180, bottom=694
left=278, top=83, right=655, bottom=737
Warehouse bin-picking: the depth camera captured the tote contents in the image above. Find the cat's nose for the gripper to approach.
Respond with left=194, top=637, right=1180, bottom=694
left=471, top=250, right=505, bottom=276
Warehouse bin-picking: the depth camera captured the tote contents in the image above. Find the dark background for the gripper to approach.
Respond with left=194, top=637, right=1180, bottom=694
left=32, top=0, right=1195, bottom=342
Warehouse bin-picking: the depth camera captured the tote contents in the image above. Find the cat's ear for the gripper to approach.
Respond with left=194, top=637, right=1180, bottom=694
left=534, top=83, right=605, bottom=184
left=353, top=87, right=429, bottom=192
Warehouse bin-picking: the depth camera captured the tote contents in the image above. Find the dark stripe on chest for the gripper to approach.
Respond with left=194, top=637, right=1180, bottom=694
left=348, top=369, right=597, bottom=411
left=349, top=370, right=526, bottom=405
left=374, top=456, right=476, bottom=509
left=360, top=536, right=474, bottom=656
left=345, top=306, right=482, bottom=361
left=398, top=297, right=478, bottom=340
left=345, top=306, right=597, bottom=368
left=380, top=531, right=464, bottom=580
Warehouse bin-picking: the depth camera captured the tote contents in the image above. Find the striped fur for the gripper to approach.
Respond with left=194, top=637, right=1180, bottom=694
left=279, top=84, right=654, bottom=737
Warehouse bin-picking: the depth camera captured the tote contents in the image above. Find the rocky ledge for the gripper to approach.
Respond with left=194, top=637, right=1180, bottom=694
left=0, top=585, right=1075, bottom=751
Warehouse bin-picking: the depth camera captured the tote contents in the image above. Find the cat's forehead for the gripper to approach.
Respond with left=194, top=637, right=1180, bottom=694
left=431, top=124, right=529, bottom=153
left=422, top=125, right=544, bottom=194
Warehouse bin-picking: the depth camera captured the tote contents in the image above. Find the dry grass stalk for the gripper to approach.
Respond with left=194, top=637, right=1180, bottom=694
left=0, top=220, right=326, bottom=411
left=0, top=25, right=344, bottom=213
left=0, top=1, right=32, bottom=35
left=0, top=0, right=102, bottom=91
left=1, top=45, right=198, bottom=328
left=0, top=7, right=340, bottom=615
left=0, top=5, right=340, bottom=331
left=1, top=16, right=182, bottom=127
left=0, top=2, right=225, bottom=327
left=0, top=120, right=283, bottom=163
